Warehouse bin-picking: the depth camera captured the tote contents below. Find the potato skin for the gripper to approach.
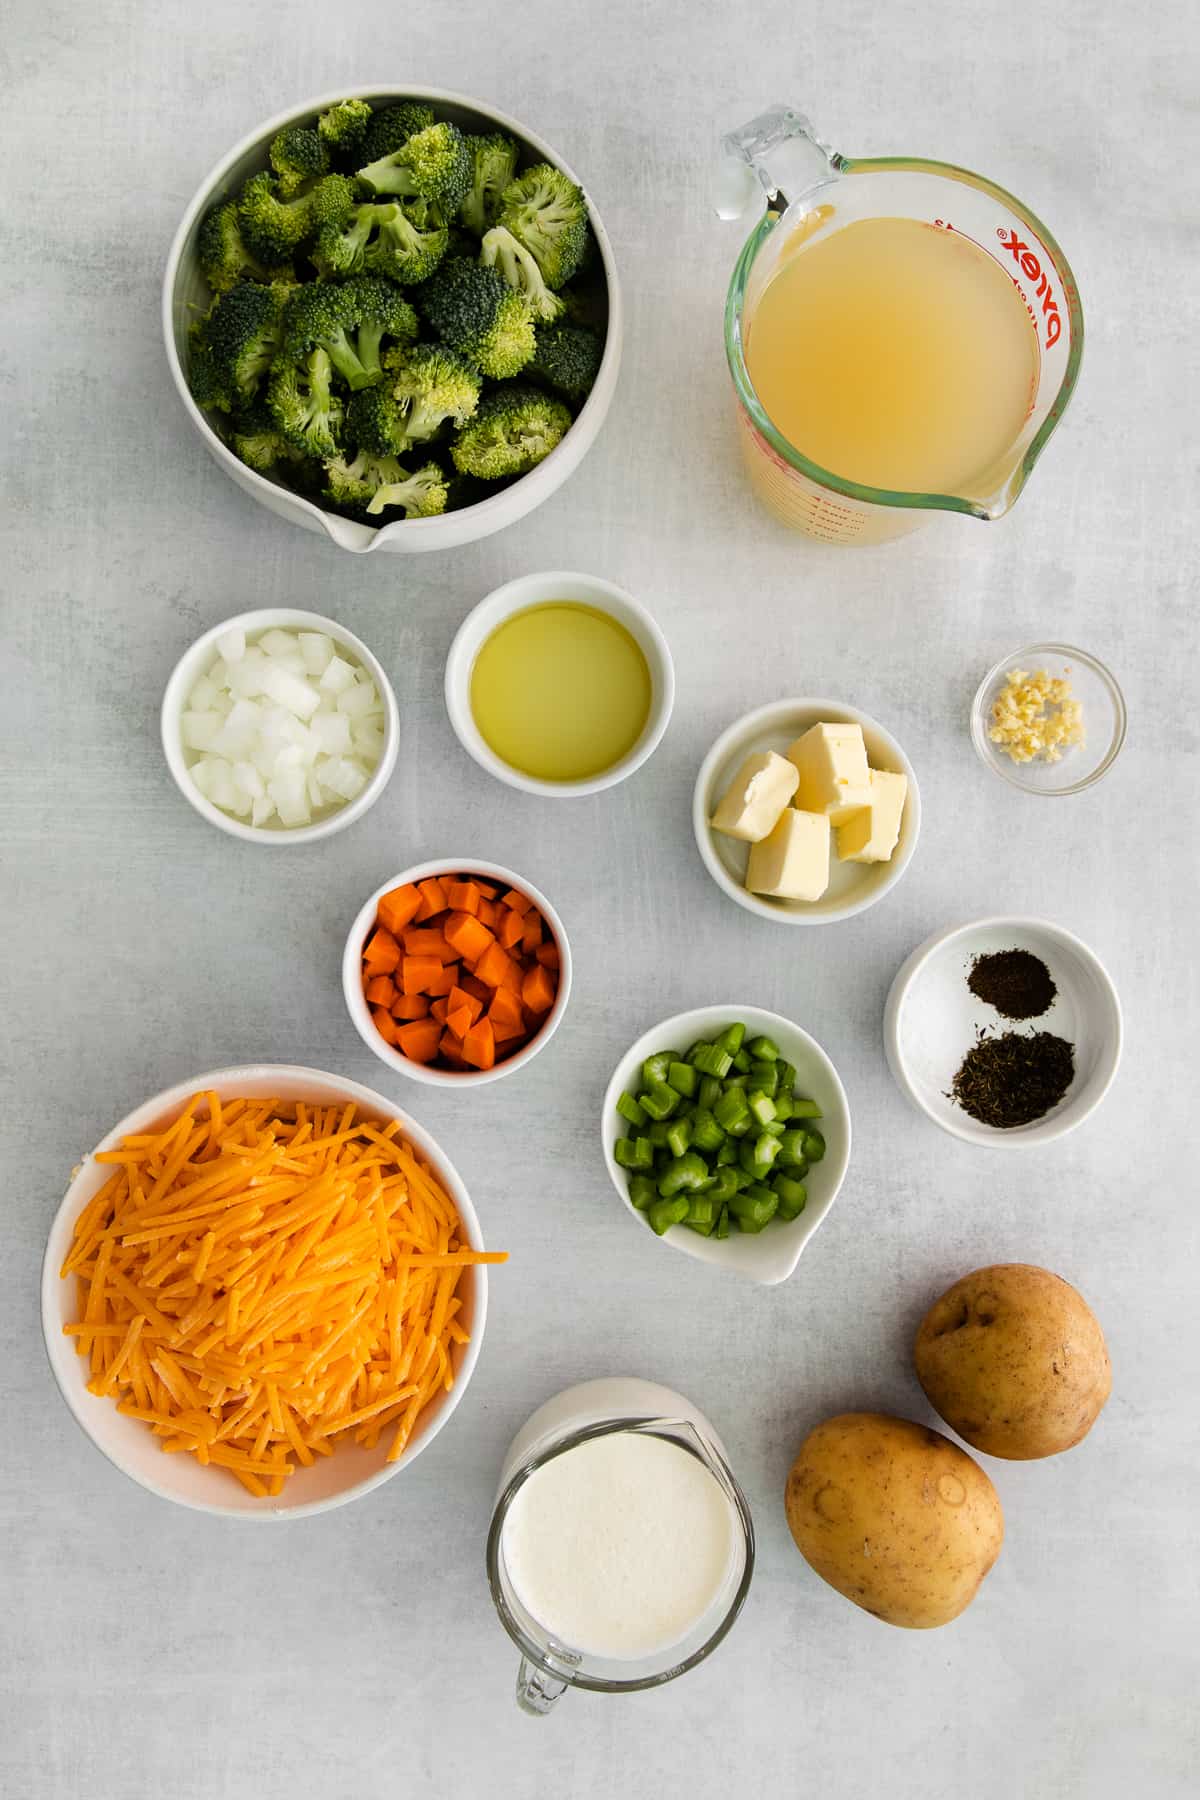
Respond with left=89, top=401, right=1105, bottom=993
left=784, top=1413, right=1003, bottom=1629
left=914, top=1264, right=1111, bottom=1461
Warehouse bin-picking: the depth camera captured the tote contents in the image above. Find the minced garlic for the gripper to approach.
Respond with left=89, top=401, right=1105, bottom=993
left=988, top=667, right=1085, bottom=765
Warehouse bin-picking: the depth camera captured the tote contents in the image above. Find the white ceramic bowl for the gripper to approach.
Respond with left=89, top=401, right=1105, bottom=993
left=443, top=570, right=675, bottom=797
left=692, top=699, right=920, bottom=924
left=600, top=1006, right=851, bottom=1285
left=163, top=87, right=622, bottom=555
left=970, top=643, right=1127, bottom=796
left=41, top=1065, right=490, bottom=1518
left=161, top=607, right=399, bottom=843
left=344, top=859, right=572, bottom=1087
left=884, top=917, right=1122, bottom=1147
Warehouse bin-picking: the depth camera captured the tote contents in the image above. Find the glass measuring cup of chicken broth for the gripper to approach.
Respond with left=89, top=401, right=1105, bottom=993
left=719, top=108, right=1083, bottom=543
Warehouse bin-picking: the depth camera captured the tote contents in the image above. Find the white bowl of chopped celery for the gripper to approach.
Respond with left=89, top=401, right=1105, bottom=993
left=163, top=88, right=621, bottom=555
left=601, top=1007, right=851, bottom=1286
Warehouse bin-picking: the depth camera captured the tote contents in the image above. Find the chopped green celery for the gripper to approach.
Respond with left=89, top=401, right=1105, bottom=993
left=697, top=1074, right=722, bottom=1111
left=616, top=1091, right=647, bottom=1128
left=628, top=1174, right=657, bottom=1210
left=772, top=1174, right=808, bottom=1220
left=648, top=1196, right=689, bottom=1235
left=802, top=1128, right=826, bottom=1162
left=738, top=1132, right=780, bottom=1179
left=776, top=1061, right=798, bottom=1095
left=716, top=1023, right=746, bottom=1054
left=657, top=1151, right=710, bottom=1197
left=645, top=1119, right=671, bottom=1145
left=715, top=1139, right=738, bottom=1167
left=690, top=1109, right=726, bottom=1153
left=747, top=1035, right=780, bottom=1061
left=639, top=1079, right=679, bottom=1121
left=691, top=1042, right=732, bottom=1078
left=715, top=1204, right=731, bottom=1239
left=713, top=1087, right=750, bottom=1131
left=665, top=1116, right=692, bottom=1158
left=729, top=1184, right=778, bottom=1228
left=761, top=1119, right=785, bottom=1137
left=667, top=1060, right=697, bottom=1098
left=778, top=1128, right=809, bottom=1169
left=641, top=1052, right=672, bottom=1086
left=686, top=1216, right=715, bottom=1237
left=747, top=1090, right=776, bottom=1126
left=748, top=1061, right=778, bottom=1096
left=614, top=1135, right=653, bottom=1170
left=791, top=1096, right=821, bottom=1120
left=709, top=1165, right=739, bottom=1202
left=685, top=1196, right=717, bottom=1229
left=772, top=1093, right=793, bottom=1123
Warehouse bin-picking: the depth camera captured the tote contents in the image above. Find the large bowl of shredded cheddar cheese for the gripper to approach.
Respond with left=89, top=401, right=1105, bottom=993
left=42, top=1066, right=504, bottom=1517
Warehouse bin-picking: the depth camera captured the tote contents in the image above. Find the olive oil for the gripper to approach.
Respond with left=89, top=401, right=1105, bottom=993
left=470, top=602, right=652, bottom=782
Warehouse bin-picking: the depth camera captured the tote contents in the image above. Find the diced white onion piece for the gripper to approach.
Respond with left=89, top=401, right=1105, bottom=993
left=311, top=711, right=353, bottom=756
left=260, top=629, right=300, bottom=660
left=307, top=769, right=325, bottom=810
left=319, top=655, right=356, bottom=695
left=227, top=648, right=270, bottom=698
left=322, top=757, right=367, bottom=801
left=182, top=710, right=222, bottom=752
left=337, top=679, right=377, bottom=719
left=353, top=721, right=385, bottom=761
left=269, top=767, right=310, bottom=827
left=188, top=675, right=218, bottom=712
left=260, top=663, right=321, bottom=719
left=251, top=795, right=276, bottom=827
left=299, top=632, right=334, bottom=675
left=232, top=760, right=265, bottom=801
left=207, top=657, right=228, bottom=691
left=216, top=627, right=246, bottom=664
left=213, top=698, right=263, bottom=757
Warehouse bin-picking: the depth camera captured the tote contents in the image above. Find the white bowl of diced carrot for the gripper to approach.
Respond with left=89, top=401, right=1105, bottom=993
left=41, top=1065, right=503, bottom=1518
left=343, top=860, right=571, bottom=1085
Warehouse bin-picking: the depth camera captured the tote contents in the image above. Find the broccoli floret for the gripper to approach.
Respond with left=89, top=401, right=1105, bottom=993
left=366, top=459, right=448, bottom=517
left=311, top=204, right=377, bottom=278
left=560, top=280, right=608, bottom=332
left=418, top=256, right=535, bottom=379
left=381, top=342, right=482, bottom=440
left=269, top=126, right=329, bottom=197
left=527, top=321, right=603, bottom=403
left=188, top=280, right=288, bottom=413
left=344, top=384, right=411, bottom=457
left=323, top=447, right=405, bottom=507
left=282, top=277, right=418, bottom=392
left=267, top=347, right=344, bottom=457
left=309, top=173, right=358, bottom=229
left=317, top=98, right=373, bottom=163
left=450, top=384, right=571, bottom=479
left=460, top=132, right=520, bottom=235
left=358, top=121, right=470, bottom=213
left=359, top=102, right=436, bottom=165
left=498, top=163, right=590, bottom=288
left=238, top=171, right=316, bottom=262
left=196, top=201, right=290, bottom=293
left=227, top=404, right=306, bottom=474
left=363, top=200, right=449, bottom=285
left=480, top=224, right=565, bottom=324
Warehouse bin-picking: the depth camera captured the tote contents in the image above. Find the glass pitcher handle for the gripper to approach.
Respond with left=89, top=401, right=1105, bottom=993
left=716, top=106, right=841, bottom=220
left=515, top=1656, right=569, bottom=1716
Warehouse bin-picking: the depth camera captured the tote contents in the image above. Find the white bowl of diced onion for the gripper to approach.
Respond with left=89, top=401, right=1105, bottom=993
left=161, top=608, right=399, bottom=842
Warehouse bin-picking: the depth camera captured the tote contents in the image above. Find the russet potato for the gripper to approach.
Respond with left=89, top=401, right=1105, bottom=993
left=784, top=1412, right=1004, bottom=1629
left=914, top=1264, right=1111, bottom=1460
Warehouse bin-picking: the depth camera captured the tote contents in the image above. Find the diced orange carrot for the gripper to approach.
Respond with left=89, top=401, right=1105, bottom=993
left=392, top=992, right=429, bottom=1020
left=501, top=887, right=531, bottom=915
left=397, top=1018, right=442, bottom=1063
left=402, top=955, right=443, bottom=996
left=447, top=985, right=482, bottom=1027
left=363, top=928, right=401, bottom=974
left=414, top=877, right=448, bottom=920
left=426, top=963, right=457, bottom=996
left=459, top=972, right=491, bottom=1004
left=371, top=1006, right=399, bottom=1046
left=473, top=880, right=499, bottom=899
left=498, top=956, right=525, bottom=995
left=522, top=964, right=556, bottom=1013
left=430, top=997, right=450, bottom=1025
left=488, top=987, right=524, bottom=1029
left=365, top=975, right=397, bottom=1008
left=443, top=912, right=495, bottom=963
left=402, top=928, right=456, bottom=962
left=489, top=1010, right=525, bottom=1044
left=521, top=912, right=543, bottom=953
left=474, top=941, right=514, bottom=990
left=499, top=907, right=525, bottom=950
left=439, top=1032, right=467, bottom=1066
left=462, top=1017, right=496, bottom=1070
left=536, top=941, right=559, bottom=969
left=376, top=884, right=422, bottom=935
left=476, top=897, right=498, bottom=931
left=446, top=1004, right=473, bottom=1041
left=445, top=880, right=479, bottom=914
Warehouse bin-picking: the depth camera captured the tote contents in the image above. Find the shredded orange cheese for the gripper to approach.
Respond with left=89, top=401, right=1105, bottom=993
left=61, top=1094, right=506, bottom=1497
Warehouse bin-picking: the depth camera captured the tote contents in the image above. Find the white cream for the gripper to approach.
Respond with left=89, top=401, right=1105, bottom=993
left=502, top=1430, right=738, bottom=1661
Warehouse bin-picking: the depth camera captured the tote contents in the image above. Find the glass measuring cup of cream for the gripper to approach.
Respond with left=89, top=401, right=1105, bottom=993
left=486, top=1377, right=754, bottom=1713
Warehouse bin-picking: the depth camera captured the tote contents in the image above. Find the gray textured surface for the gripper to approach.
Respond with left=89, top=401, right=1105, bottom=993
left=3, top=2, right=1198, bottom=1795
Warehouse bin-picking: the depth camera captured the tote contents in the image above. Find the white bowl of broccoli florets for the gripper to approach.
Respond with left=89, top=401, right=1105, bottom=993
left=164, top=89, right=621, bottom=554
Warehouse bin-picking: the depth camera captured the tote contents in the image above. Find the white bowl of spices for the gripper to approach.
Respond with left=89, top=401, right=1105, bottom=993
left=884, top=916, right=1122, bottom=1147
left=970, top=643, right=1126, bottom=796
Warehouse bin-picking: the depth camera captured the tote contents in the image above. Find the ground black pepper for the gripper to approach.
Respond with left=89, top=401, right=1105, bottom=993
left=949, top=1030, right=1075, bottom=1128
left=967, top=948, right=1057, bottom=1021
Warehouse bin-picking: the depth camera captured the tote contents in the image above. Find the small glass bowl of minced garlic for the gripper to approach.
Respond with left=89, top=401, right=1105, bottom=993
left=970, top=643, right=1126, bottom=796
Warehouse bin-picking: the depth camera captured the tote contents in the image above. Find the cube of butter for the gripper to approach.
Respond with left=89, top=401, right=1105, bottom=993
left=710, top=751, right=799, bottom=842
left=746, top=808, right=830, bottom=901
left=836, top=769, right=908, bottom=863
left=786, top=723, right=872, bottom=824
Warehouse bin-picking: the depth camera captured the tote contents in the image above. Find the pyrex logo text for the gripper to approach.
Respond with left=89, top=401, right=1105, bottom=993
left=996, top=227, right=1062, bottom=349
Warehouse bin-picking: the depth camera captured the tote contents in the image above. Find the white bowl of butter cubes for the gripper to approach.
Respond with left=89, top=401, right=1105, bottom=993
left=692, top=699, right=921, bottom=924
left=162, top=608, right=399, bottom=842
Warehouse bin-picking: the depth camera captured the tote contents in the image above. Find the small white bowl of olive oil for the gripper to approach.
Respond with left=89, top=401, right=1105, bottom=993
left=444, top=571, right=675, bottom=797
